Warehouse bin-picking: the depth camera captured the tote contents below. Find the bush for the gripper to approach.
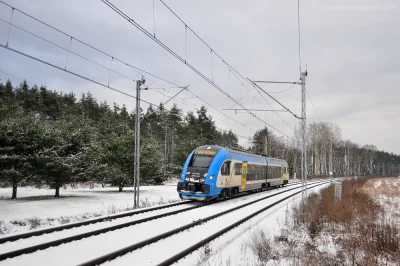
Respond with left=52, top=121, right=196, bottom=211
left=291, top=176, right=400, bottom=265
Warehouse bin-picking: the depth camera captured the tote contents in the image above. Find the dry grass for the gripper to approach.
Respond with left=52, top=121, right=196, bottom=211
left=246, top=176, right=400, bottom=266
left=291, top=176, right=400, bottom=265
left=363, top=177, right=400, bottom=197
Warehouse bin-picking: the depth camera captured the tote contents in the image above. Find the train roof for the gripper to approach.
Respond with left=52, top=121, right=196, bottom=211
left=194, top=145, right=287, bottom=164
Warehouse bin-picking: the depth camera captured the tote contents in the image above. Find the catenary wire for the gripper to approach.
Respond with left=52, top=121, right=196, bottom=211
left=0, top=69, right=23, bottom=81
left=0, top=0, right=182, bottom=89
left=306, top=89, right=322, bottom=122
left=0, top=18, right=135, bottom=83
left=0, top=1, right=267, bottom=140
left=101, top=0, right=293, bottom=140
left=0, top=44, right=157, bottom=106
left=158, top=0, right=296, bottom=136
left=159, top=0, right=299, bottom=127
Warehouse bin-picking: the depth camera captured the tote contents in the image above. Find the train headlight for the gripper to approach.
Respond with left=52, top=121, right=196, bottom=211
left=203, top=173, right=207, bottom=177
left=209, top=175, right=214, bottom=180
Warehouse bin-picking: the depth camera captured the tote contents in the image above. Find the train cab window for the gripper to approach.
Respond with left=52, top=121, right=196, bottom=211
left=234, top=163, right=242, bottom=175
left=221, top=161, right=231, bottom=175
left=189, top=155, right=213, bottom=168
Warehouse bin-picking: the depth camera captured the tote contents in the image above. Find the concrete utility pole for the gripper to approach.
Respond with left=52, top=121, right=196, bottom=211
left=300, top=70, right=308, bottom=215
left=134, top=78, right=146, bottom=209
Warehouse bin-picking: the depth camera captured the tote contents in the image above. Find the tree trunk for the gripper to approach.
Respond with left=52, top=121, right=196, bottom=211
left=55, top=186, right=60, bottom=197
left=11, top=182, right=18, bottom=199
left=118, top=185, right=123, bottom=192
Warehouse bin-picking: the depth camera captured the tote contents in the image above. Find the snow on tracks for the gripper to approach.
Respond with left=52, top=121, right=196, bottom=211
left=0, top=181, right=309, bottom=265
left=101, top=182, right=327, bottom=266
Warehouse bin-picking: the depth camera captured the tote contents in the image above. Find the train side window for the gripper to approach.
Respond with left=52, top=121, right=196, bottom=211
left=247, top=165, right=252, bottom=180
left=234, top=163, right=242, bottom=175
left=221, top=161, right=231, bottom=175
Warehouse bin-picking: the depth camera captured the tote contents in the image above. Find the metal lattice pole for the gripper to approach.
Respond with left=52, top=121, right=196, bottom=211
left=301, top=71, right=308, bottom=216
left=134, top=79, right=144, bottom=209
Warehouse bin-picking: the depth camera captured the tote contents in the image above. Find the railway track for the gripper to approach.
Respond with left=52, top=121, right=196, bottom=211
left=77, top=181, right=328, bottom=266
left=0, top=180, right=326, bottom=265
left=0, top=180, right=301, bottom=247
left=0, top=199, right=194, bottom=245
left=0, top=180, right=309, bottom=264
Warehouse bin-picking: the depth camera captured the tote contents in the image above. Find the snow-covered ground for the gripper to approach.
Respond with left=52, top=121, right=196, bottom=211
left=175, top=182, right=329, bottom=266
left=0, top=180, right=313, bottom=266
left=0, top=183, right=180, bottom=235
left=363, top=177, right=400, bottom=226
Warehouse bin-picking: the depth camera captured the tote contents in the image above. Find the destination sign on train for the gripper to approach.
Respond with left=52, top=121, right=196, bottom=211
left=195, top=150, right=216, bottom=155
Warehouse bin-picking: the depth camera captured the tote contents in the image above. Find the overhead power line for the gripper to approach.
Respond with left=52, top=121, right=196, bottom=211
left=162, top=86, right=187, bottom=105
left=252, top=80, right=300, bottom=84
left=251, top=85, right=296, bottom=131
left=223, top=108, right=288, bottom=112
left=1, top=44, right=254, bottom=141
left=248, top=79, right=302, bottom=120
left=0, top=17, right=135, bottom=83
left=0, top=0, right=272, bottom=141
left=151, top=86, right=256, bottom=135
left=157, top=0, right=296, bottom=137
left=0, top=44, right=157, bottom=106
left=228, top=68, right=296, bottom=133
left=306, top=89, right=322, bottom=122
left=102, top=0, right=293, bottom=140
left=0, top=69, right=23, bottom=81
left=138, top=73, right=256, bottom=134
left=185, top=90, right=256, bottom=133
left=264, top=84, right=297, bottom=94
left=0, top=0, right=182, bottom=89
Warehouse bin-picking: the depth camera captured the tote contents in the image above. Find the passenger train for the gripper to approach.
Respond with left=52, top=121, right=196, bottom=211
left=177, top=145, right=289, bottom=201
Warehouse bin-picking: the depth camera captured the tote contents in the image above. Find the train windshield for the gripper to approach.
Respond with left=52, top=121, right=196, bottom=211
left=189, top=155, right=214, bottom=168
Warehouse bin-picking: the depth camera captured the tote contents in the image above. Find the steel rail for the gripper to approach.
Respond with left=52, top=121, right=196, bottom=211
left=0, top=180, right=301, bottom=245
left=158, top=183, right=327, bottom=265
left=0, top=200, right=192, bottom=244
left=76, top=181, right=326, bottom=266
left=0, top=180, right=306, bottom=261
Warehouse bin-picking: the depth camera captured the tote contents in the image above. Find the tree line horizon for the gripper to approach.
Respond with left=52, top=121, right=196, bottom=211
left=0, top=80, right=399, bottom=199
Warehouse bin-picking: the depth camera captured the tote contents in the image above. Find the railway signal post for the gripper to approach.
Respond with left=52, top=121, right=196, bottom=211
left=134, top=78, right=146, bottom=209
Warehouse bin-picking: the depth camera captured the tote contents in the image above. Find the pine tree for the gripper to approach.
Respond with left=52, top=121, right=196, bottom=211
left=0, top=115, right=44, bottom=198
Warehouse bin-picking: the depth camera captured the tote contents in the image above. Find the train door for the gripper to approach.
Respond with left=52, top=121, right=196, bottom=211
left=280, top=166, right=285, bottom=184
left=219, top=160, right=231, bottom=187
left=241, top=162, right=247, bottom=190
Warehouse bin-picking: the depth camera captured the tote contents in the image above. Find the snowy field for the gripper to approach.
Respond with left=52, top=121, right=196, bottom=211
left=0, top=179, right=180, bottom=235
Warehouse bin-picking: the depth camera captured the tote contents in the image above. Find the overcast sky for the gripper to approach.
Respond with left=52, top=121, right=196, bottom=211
left=0, top=0, right=399, bottom=154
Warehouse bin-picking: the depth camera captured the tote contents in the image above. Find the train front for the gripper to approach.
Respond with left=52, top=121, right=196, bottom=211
left=177, top=145, right=226, bottom=201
